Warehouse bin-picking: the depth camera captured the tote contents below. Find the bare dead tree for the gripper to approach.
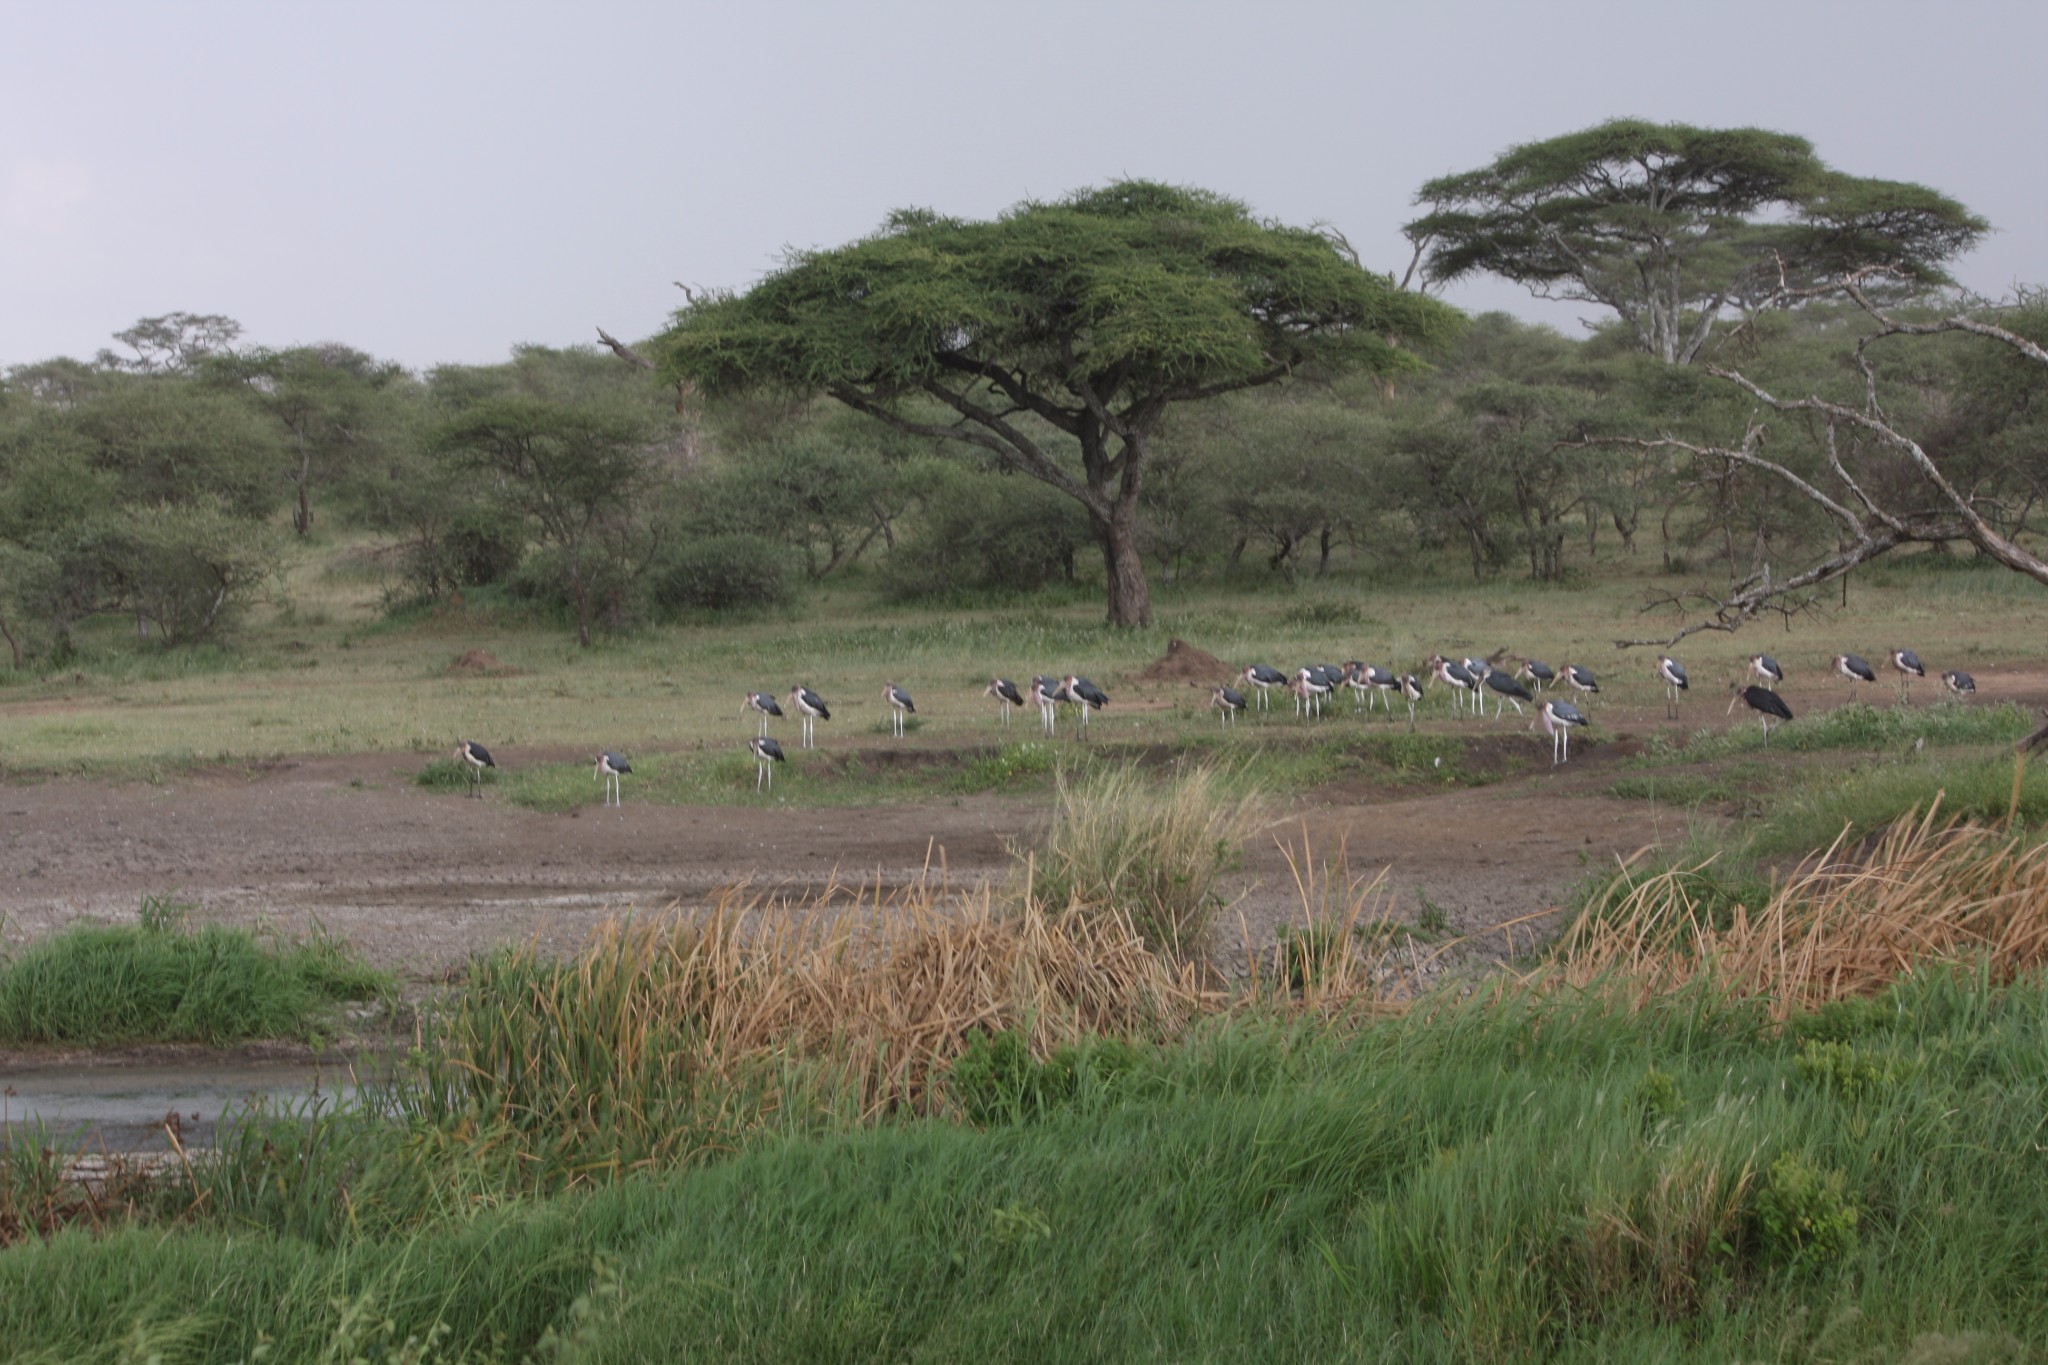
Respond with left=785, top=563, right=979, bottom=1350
left=1594, top=270, right=2048, bottom=648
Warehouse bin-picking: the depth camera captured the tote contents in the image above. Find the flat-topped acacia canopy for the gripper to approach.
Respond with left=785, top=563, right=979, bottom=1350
left=662, top=181, right=1459, bottom=626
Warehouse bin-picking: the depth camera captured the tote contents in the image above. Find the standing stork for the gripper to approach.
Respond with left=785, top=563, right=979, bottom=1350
left=1398, top=674, right=1425, bottom=731
left=1517, top=659, right=1556, bottom=693
left=1833, top=653, right=1878, bottom=703
left=985, top=677, right=1025, bottom=727
left=1429, top=655, right=1477, bottom=715
left=1942, top=669, right=1977, bottom=701
left=1482, top=668, right=1533, bottom=718
left=1539, top=700, right=1588, bottom=766
left=741, top=690, right=783, bottom=737
left=1656, top=655, right=1690, bottom=720
left=1062, top=674, right=1109, bottom=737
left=1728, top=683, right=1794, bottom=745
left=747, top=735, right=785, bottom=792
left=1559, top=662, right=1600, bottom=703
left=1210, top=684, right=1247, bottom=728
left=788, top=685, right=830, bottom=749
left=1029, top=676, right=1065, bottom=736
left=1239, top=664, right=1287, bottom=711
left=1890, top=649, right=1926, bottom=703
left=1748, top=654, right=1785, bottom=691
left=595, top=752, right=630, bottom=807
left=1293, top=667, right=1331, bottom=719
left=454, top=739, right=495, bottom=798
left=883, top=683, right=916, bottom=737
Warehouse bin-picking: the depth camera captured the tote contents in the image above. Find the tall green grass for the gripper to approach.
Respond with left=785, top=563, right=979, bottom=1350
left=9, top=974, right=2048, bottom=1359
left=1020, top=763, right=1269, bottom=954
left=0, top=900, right=389, bottom=1045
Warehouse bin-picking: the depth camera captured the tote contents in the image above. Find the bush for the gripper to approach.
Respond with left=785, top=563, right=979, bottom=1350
left=948, top=1028, right=1146, bottom=1125
left=648, top=533, right=793, bottom=615
left=0, top=902, right=388, bottom=1045
left=1020, top=763, right=1266, bottom=956
left=883, top=467, right=1089, bottom=601
left=1756, top=1152, right=1860, bottom=1269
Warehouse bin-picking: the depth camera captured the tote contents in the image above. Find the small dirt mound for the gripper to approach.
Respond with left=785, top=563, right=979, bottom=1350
left=1131, top=638, right=1232, bottom=687
left=448, top=648, right=517, bottom=676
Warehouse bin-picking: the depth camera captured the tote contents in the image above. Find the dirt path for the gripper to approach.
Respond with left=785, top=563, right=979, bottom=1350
left=0, top=736, right=1673, bottom=984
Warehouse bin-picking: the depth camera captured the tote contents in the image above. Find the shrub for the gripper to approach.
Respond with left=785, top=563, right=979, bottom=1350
left=1019, top=763, right=1267, bottom=957
left=648, top=533, right=793, bottom=615
left=1755, top=1152, right=1859, bottom=1269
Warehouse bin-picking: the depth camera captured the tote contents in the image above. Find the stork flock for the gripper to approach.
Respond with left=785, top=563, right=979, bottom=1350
left=450, top=642, right=1981, bottom=804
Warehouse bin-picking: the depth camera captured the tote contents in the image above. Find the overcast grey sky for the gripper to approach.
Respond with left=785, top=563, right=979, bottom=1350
left=5, top=1, right=2044, bottom=372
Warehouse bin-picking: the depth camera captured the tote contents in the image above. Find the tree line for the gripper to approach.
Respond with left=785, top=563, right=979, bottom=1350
left=1, top=119, right=2038, bottom=665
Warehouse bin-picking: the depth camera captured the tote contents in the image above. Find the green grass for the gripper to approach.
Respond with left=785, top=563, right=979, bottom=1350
left=1747, top=752, right=2048, bottom=859
left=0, top=899, right=390, bottom=1046
left=1647, top=699, right=2035, bottom=764
left=10, top=972, right=2048, bottom=1359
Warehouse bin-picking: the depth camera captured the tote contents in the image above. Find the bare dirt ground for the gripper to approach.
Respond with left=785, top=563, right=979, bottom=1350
left=0, top=736, right=1664, bottom=988
left=6, top=662, right=2041, bottom=995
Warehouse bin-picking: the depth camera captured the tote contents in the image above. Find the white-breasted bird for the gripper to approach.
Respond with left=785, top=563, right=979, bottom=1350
left=1210, top=684, right=1247, bottom=728
left=741, top=690, right=784, bottom=737
left=1239, top=663, right=1287, bottom=710
left=1942, top=669, right=1977, bottom=700
left=1890, top=648, right=1926, bottom=703
left=454, top=739, right=495, bottom=798
left=1559, top=662, right=1600, bottom=700
left=1062, top=674, right=1109, bottom=737
left=788, top=685, right=830, bottom=749
left=1539, top=699, right=1588, bottom=766
left=1656, top=655, right=1689, bottom=720
left=883, top=683, right=916, bottom=737
left=1748, top=654, right=1785, bottom=691
left=1833, top=653, right=1878, bottom=702
left=985, top=677, right=1025, bottom=727
left=747, top=735, right=785, bottom=792
left=595, top=751, right=630, bottom=807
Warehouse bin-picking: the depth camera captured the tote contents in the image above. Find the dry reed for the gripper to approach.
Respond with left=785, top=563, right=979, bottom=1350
left=1554, top=796, right=2048, bottom=1016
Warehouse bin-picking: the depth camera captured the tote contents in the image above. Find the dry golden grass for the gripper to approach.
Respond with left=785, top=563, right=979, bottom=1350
left=1553, top=792, right=2048, bottom=1016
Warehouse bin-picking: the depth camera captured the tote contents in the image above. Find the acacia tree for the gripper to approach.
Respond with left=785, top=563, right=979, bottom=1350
left=209, top=344, right=410, bottom=535
left=1407, top=120, right=1986, bottom=365
left=659, top=182, right=1457, bottom=626
left=1608, top=272, right=2048, bottom=646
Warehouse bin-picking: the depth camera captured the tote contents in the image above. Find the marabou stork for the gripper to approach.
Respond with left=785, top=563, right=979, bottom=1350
left=1063, top=674, right=1109, bottom=737
left=1211, top=684, right=1247, bottom=728
left=741, top=690, right=784, bottom=737
left=1656, top=655, right=1690, bottom=720
left=595, top=752, right=630, bottom=807
left=883, top=683, right=916, bottom=737
left=788, top=685, right=830, bottom=749
left=1029, top=676, right=1065, bottom=736
left=1728, top=683, right=1794, bottom=745
left=1428, top=654, right=1477, bottom=714
left=1398, top=674, right=1425, bottom=731
left=454, top=739, right=495, bottom=798
left=1559, top=662, right=1600, bottom=701
left=1749, top=654, right=1785, bottom=691
left=1539, top=699, right=1588, bottom=765
left=1517, top=659, right=1556, bottom=693
left=985, top=677, right=1025, bottom=727
left=1239, top=664, right=1287, bottom=710
left=747, top=735, right=785, bottom=792
left=1890, top=648, right=1926, bottom=703
left=1833, top=653, right=1878, bottom=703
left=1482, top=668, right=1533, bottom=717
left=1294, top=666, right=1331, bottom=719
left=1942, top=669, right=1977, bottom=700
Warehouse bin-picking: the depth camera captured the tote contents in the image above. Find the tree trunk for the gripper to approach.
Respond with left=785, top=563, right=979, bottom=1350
left=293, top=432, right=312, bottom=536
left=1096, top=500, right=1152, bottom=627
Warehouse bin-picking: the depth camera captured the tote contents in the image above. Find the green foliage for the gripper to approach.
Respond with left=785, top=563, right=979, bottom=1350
left=1409, top=118, right=1987, bottom=364
left=416, top=756, right=495, bottom=792
left=1756, top=1152, right=1861, bottom=1270
left=0, top=902, right=388, bottom=1045
left=948, top=1029, right=1146, bottom=1126
left=1021, top=763, right=1266, bottom=955
left=647, top=533, right=793, bottom=616
left=1794, top=1038, right=1919, bottom=1103
left=884, top=465, right=1090, bottom=601
left=1635, top=1067, right=1683, bottom=1128
left=954, top=741, right=1060, bottom=793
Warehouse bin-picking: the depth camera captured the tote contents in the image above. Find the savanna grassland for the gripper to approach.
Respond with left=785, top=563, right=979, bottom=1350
left=5, top=534, right=2048, bottom=1361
